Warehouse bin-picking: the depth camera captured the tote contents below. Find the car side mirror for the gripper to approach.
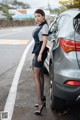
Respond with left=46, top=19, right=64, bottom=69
left=49, top=26, right=58, bottom=34
left=53, top=26, right=58, bottom=33
left=48, top=30, right=52, bottom=35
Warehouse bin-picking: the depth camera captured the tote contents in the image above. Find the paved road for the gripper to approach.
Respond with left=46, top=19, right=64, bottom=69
left=0, top=27, right=34, bottom=120
left=12, top=44, right=80, bottom=120
left=0, top=26, right=35, bottom=40
left=0, top=27, right=80, bottom=120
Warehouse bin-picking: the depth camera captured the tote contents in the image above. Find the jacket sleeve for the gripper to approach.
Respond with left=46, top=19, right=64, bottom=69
left=42, top=24, right=49, bottom=36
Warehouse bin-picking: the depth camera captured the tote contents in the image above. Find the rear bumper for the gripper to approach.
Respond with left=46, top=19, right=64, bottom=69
left=53, top=63, right=80, bottom=103
left=54, top=81, right=80, bottom=104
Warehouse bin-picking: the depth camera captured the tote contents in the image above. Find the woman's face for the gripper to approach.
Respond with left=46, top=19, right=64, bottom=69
left=34, top=13, right=45, bottom=24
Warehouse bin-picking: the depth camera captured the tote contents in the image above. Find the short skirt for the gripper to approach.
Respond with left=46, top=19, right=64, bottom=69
left=33, top=51, right=47, bottom=68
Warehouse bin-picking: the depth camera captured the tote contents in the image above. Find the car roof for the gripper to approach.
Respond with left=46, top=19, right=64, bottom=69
left=60, top=8, right=80, bottom=18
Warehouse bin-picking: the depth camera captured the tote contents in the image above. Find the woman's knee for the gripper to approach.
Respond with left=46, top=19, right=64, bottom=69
left=33, top=68, right=40, bottom=79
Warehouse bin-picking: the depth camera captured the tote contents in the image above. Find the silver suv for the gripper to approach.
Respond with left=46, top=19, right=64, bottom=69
left=45, top=8, right=80, bottom=111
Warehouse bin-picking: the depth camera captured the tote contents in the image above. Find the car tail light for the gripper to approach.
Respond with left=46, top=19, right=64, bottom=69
left=60, top=38, right=80, bottom=53
left=65, top=80, right=80, bottom=86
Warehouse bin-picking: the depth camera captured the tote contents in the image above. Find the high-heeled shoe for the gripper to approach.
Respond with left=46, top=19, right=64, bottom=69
left=35, top=101, right=46, bottom=108
left=34, top=103, right=44, bottom=115
left=35, top=96, right=46, bottom=107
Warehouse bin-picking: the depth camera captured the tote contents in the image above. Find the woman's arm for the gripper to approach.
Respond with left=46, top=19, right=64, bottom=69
left=38, top=36, right=48, bottom=62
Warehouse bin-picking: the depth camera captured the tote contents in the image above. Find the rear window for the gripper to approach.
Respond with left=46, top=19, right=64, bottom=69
left=73, top=13, right=80, bottom=34
left=67, top=13, right=80, bottom=41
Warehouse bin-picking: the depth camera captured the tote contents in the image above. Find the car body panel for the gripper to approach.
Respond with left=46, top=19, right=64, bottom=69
left=45, top=9, right=80, bottom=107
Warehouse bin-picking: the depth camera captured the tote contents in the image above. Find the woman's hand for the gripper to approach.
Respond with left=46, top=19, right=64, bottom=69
left=38, top=53, right=42, bottom=62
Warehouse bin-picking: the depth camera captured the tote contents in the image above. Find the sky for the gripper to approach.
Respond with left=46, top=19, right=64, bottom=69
left=18, top=0, right=61, bottom=9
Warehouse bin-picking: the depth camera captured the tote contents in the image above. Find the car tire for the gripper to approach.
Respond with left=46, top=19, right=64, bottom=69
left=49, top=63, right=65, bottom=111
left=50, top=87, right=65, bottom=111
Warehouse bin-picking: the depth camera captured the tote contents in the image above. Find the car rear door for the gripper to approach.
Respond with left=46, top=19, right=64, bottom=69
left=46, top=15, right=66, bottom=68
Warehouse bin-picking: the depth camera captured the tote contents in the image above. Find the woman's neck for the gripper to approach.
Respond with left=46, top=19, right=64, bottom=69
left=38, top=20, right=46, bottom=26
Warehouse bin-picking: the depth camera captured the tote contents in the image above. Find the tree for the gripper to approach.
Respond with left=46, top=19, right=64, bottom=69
left=13, top=1, right=30, bottom=9
left=59, top=0, right=80, bottom=9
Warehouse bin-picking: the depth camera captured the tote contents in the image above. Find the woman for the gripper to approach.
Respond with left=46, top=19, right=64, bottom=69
left=32, top=9, right=49, bottom=115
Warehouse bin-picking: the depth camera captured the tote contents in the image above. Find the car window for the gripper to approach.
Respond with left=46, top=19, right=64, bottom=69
left=50, top=22, right=58, bottom=38
left=49, top=15, right=66, bottom=38
left=73, top=13, right=80, bottom=34
left=49, top=19, right=59, bottom=38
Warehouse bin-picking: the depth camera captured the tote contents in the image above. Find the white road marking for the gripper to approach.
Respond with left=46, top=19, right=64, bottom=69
left=0, top=27, right=36, bottom=37
left=12, top=28, right=22, bottom=31
left=3, top=40, right=34, bottom=120
left=0, top=28, right=28, bottom=37
left=0, top=31, right=23, bottom=37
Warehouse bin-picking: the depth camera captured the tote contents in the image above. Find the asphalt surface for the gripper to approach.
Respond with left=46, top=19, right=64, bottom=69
left=0, top=27, right=80, bottom=120
left=11, top=45, right=80, bottom=120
